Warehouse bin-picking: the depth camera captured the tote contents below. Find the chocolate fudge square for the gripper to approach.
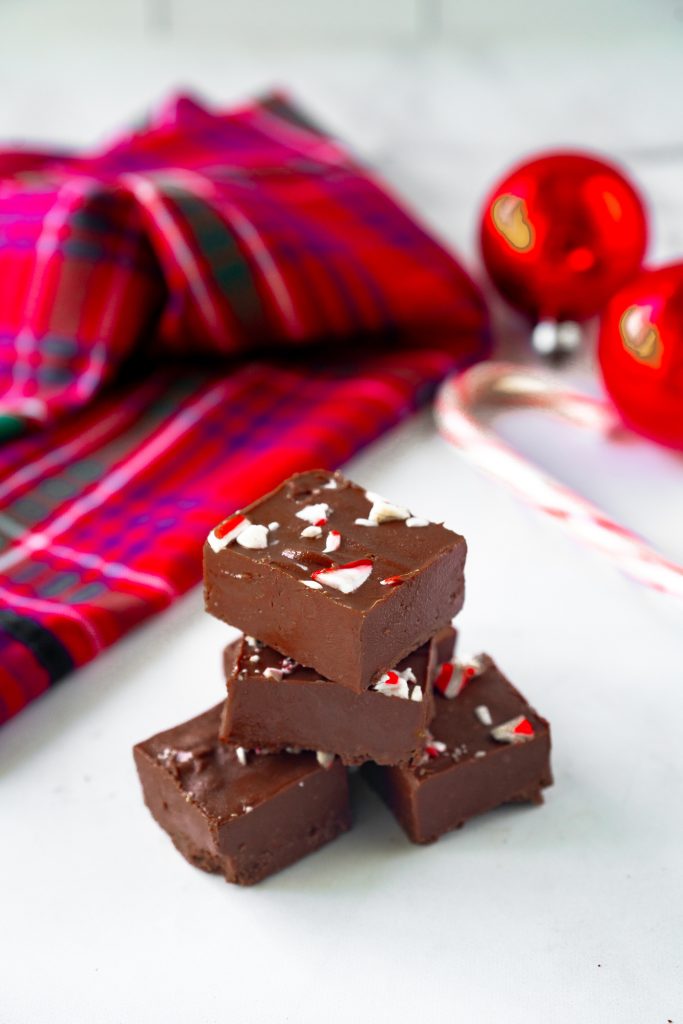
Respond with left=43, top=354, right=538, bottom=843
left=203, top=469, right=466, bottom=691
left=134, top=704, right=351, bottom=885
left=220, top=626, right=456, bottom=767
left=361, top=655, right=552, bottom=844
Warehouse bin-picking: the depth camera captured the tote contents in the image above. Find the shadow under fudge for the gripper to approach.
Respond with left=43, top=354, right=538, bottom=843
left=204, top=469, right=466, bottom=691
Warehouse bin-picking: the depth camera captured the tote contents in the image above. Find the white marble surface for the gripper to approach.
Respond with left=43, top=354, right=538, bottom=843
left=1, top=6, right=682, bottom=1023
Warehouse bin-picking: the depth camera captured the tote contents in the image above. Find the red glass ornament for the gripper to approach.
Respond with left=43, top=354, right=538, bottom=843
left=598, top=264, right=683, bottom=449
left=480, top=152, right=648, bottom=324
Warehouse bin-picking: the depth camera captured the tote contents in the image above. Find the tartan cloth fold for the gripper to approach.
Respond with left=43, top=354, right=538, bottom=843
left=0, top=92, right=489, bottom=725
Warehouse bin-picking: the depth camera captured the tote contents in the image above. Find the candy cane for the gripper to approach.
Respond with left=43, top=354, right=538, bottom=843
left=434, top=363, right=683, bottom=600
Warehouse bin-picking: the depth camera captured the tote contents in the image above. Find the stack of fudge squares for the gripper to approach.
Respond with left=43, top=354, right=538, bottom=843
left=134, top=470, right=552, bottom=885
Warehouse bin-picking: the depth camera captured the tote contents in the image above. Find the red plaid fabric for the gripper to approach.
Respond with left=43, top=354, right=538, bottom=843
left=0, top=92, right=489, bottom=724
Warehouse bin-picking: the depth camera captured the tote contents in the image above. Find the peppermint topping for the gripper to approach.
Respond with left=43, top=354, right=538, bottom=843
left=406, top=517, right=429, bottom=527
left=208, top=514, right=250, bottom=552
left=268, top=521, right=280, bottom=531
left=316, top=751, right=335, bottom=769
left=434, top=655, right=485, bottom=699
left=281, top=657, right=297, bottom=675
left=491, top=715, right=535, bottom=744
left=296, top=503, right=330, bottom=525
left=354, top=518, right=377, bottom=527
left=301, top=580, right=323, bottom=589
left=380, top=575, right=404, bottom=587
left=301, top=525, right=322, bottom=539
left=324, top=530, right=341, bottom=553
left=236, top=523, right=269, bottom=549
left=425, top=739, right=447, bottom=759
left=263, top=666, right=283, bottom=682
left=372, top=666, right=419, bottom=700
left=312, top=559, right=372, bottom=594
left=322, top=478, right=338, bottom=489
left=475, top=704, right=493, bottom=726
left=365, top=492, right=411, bottom=524
left=235, top=747, right=248, bottom=766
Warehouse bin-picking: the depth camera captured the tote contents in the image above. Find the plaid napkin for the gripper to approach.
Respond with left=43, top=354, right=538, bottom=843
left=0, top=92, right=488, bottom=725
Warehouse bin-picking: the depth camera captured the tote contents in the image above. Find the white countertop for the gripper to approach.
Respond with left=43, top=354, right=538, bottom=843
left=1, top=6, right=682, bottom=1023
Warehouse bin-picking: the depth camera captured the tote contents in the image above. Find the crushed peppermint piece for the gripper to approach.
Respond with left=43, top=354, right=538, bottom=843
left=268, top=521, right=280, bottom=531
left=245, top=636, right=260, bottom=649
left=263, top=666, right=283, bottom=682
left=243, top=805, right=253, bottom=814
left=301, top=579, right=323, bottom=589
left=322, top=478, right=338, bottom=489
left=300, top=525, right=322, bottom=539
left=475, top=704, right=493, bottom=726
left=296, top=503, right=330, bottom=525
left=316, top=751, right=335, bottom=769
left=249, top=654, right=259, bottom=663
left=208, top=514, right=250, bottom=552
left=354, top=517, right=377, bottom=527
left=324, top=530, right=341, bottom=553
left=235, top=747, right=248, bottom=766
left=312, top=558, right=372, bottom=594
left=380, top=575, right=404, bottom=587
left=474, top=750, right=487, bottom=759
left=406, top=516, right=429, bottom=527
left=491, top=715, right=535, bottom=744
left=434, top=655, right=485, bottom=699
left=425, top=739, right=447, bottom=759
left=372, top=666, right=419, bottom=700
left=365, top=492, right=411, bottom=524
left=281, top=657, right=297, bottom=675
left=236, top=523, right=269, bottom=549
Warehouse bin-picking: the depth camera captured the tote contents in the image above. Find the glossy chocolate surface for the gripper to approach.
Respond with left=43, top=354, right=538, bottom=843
left=361, top=657, right=552, bottom=844
left=133, top=704, right=351, bottom=885
left=204, top=469, right=466, bottom=690
left=220, top=626, right=456, bottom=766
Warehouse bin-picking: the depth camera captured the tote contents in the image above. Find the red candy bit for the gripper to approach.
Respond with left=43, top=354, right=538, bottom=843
left=315, top=518, right=328, bottom=527
left=384, top=671, right=400, bottom=686
left=514, top=717, right=534, bottom=737
left=214, top=514, right=245, bottom=540
left=425, top=740, right=447, bottom=759
left=380, top=575, right=404, bottom=587
left=434, top=661, right=455, bottom=696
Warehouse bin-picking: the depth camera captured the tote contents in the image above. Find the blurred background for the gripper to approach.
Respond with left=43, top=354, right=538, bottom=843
left=3, top=0, right=683, bottom=268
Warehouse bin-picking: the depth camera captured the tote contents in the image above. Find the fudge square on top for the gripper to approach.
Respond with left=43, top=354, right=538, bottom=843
left=203, top=469, right=466, bottom=692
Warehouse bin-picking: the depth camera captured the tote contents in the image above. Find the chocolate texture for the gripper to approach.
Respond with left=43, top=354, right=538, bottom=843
left=220, top=626, right=457, bottom=767
left=361, top=656, right=552, bottom=844
left=133, top=703, right=351, bottom=885
left=203, top=469, right=466, bottom=691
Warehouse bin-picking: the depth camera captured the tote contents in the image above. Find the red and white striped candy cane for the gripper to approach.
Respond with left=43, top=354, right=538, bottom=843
left=434, top=363, right=683, bottom=600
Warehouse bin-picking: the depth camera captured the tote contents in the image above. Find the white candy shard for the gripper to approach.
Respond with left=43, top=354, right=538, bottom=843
left=365, top=491, right=411, bottom=524
left=324, top=530, right=341, bottom=553
left=316, top=751, right=335, bottom=769
left=322, top=478, right=338, bottom=489
left=406, top=517, right=429, bottom=528
left=263, top=667, right=284, bottom=682
left=474, top=704, right=493, bottom=726
left=300, top=580, right=323, bottom=590
left=207, top=514, right=251, bottom=553
left=491, top=715, right=535, bottom=744
left=236, top=524, right=269, bottom=549
left=312, top=560, right=372, bottom=594
left=295, top=503, right=330, bottom=525
left=411, top=685, right=423, bottom=702
left=235, top=747, right=248, bottom=766
left=354, top=518, right=377, bottom=527
left=300, top=524, right=322, bottom=538
left=268, top=521, right=280, bottom=531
